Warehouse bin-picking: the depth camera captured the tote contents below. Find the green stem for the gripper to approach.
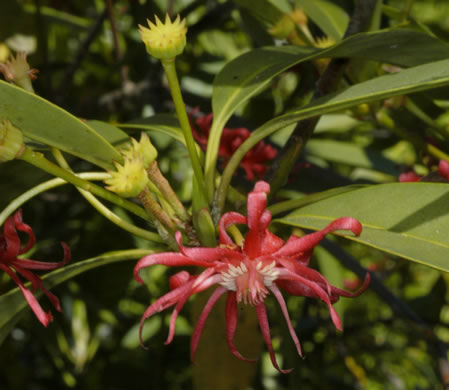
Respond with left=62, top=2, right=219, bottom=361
left=0, top=172, right=164, bottom=243
left=138, top=187, right=176, bottom=235
left=18, top=146, right=151, bottom=222
left=51, top=148, right=164, bottom=243
left=161, top=59, right=207, bottom=201
left=147, top=160, right=189, bottom=222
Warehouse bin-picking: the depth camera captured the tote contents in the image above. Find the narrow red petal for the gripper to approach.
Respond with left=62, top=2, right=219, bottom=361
left=225, top=292, right=257, bottom=362
left=278, top=259, right=332, bottom=295
left=13, top=210, right=36, bottom=254
left=2, top=214, right=22, bottom=261
left=13, top=264, right=62, bottom=311
left=219, top=212, right=247, bottom=245
left=0, top=264, right=53, bottom=327
left=138, top=281, right=195, bottom=348
left=134, top=253, right=214, bottom=284
left=274, top=217, right=362, bottom=257
left=169, top=271, right=191, bottom=290
left=165, top=288, right=192, bottom=345
left=330, top=272, right=371, bottom=299
left=165, top=271, right=221, bottom=345
left=247, top=181, right=270, bottom=230
left=277, top=268, right=342, bottom=330
left=190, top=287, right=226, bottom=362
left=175, top=231, right=242, bottom=262
left=255, top=303, right=292, bottom=374
left=269, top=284, right=302, bottom=357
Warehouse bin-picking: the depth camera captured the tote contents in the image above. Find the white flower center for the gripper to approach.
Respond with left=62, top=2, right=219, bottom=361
left=219, top=260, right=279, bottom=305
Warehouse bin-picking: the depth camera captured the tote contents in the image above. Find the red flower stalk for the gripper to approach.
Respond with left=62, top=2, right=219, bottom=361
left=134, top=181, right=369, bottom=373
left=191, top=111, right=277, bottom=181
left=0, top=210, right=70, bottom=327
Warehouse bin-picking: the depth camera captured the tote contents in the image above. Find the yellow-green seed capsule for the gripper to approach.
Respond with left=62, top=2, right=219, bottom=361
left=139, top=14, right=187, bottom=59
left=105, top=157, right=149, bottom=198
left=0, top=52, right=38, bottom=92
left=0, top=120, right=24, bottom=162
left=122, top=132, right=158, bottom=168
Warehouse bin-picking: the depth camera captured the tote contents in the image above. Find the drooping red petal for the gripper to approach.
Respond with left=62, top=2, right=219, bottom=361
left=165, top=279, right=196, bottom=345
left=329, top=273, right=371, bottom=300
left=274, top=217, right=362, bottom=258
left=255, top=303, right=292, bottom=374
left=13, top=210, right=36, bottom=255
left=269, top=284, right=302, bottom=358
left=277, top=268, right=342, bottom=331
left=2, top=213, right=23, bottom=261
left=165, top=270, right=222, bottom=345
left=190, top=287, right=227, bottom=362
left=12, top=242, right=70, bottom=270
left=175, top=231, right=242, bottom=262
left=0, top=264, right=53, bottom=327
left=225, top=291, right=257, bottom=362
left=277, top=258, right=333, bottom=295
left=139, top=281, right=196, bottom=348
left=134, top=253, right=216, bottom=284
left=169, top=271, right=191, bottom=290
left=13, top=264, right=62, bottom=312
left=219, top=212, right=247, bottom=245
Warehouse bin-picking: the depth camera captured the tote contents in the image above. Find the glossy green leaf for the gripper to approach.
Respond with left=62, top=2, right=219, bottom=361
left=277, top=183, right=449, bottom=273
left=0, top=80, right=122, bottom=169
left=232, top=0, right=284, bottom=25
left=119, top=114, right=185, bottom=144
left=296, top=0, right=349, bottom=40
left=216, top=58, right=449, bottom=216
left=86, top=120, right=129, bottom=147
left=0, top=249, right=155, bottom=345
left=206, top=28, right=449, bottom=194
left=305, top=139, right=400, bottom=176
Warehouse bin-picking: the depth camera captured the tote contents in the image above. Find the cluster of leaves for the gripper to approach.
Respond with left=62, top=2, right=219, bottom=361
left=1, top=0, right=449, bottom=389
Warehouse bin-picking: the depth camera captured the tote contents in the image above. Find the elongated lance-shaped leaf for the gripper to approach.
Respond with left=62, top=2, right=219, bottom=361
left=213, top=57, right=449, bottom=218
left=277, top=183, right=449, bottom=273
left=296, top=0, right=349, bottom=40
left=205, top=28, right=449, bottom=202
left=0, top=80, right=122, bottom=169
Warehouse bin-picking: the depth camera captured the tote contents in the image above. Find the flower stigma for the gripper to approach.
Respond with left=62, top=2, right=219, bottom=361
left=219, top=260, right=280, bottom=305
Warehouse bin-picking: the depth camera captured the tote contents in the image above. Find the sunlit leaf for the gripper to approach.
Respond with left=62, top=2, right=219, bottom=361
left=305, top=139, right=400, bottom=176
left=206, top=28, right=449, bottom=195
left=296, top=0, right=349, bottom=40
left=119, top=114, right=185, bottom=144
left=277, top=183, right=449, bottom=273
left=0, top=80, right=122, bottom=169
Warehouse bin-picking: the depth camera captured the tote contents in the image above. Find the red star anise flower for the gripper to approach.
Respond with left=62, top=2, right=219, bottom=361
left=0, top=210, right=70, bottom=327
left=190, top=111, right=277, bottom=181
left=134, top=181, right=370, bottom=373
